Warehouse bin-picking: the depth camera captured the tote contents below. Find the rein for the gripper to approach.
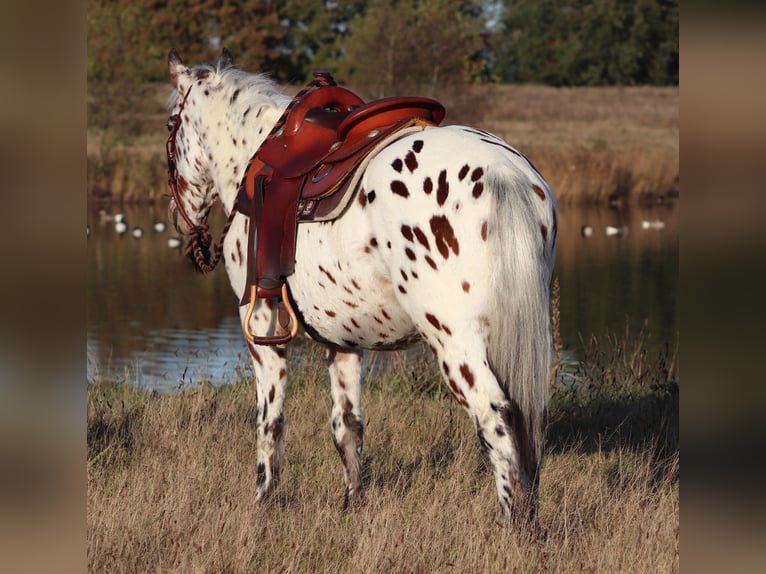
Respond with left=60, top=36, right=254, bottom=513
left=166, top=85, right=237, bottom=274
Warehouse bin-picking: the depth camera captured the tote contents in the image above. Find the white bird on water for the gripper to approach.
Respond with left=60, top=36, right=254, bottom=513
left=167, top=237, right=182, bottom=249
left=131, top=226, right=144, bottom=239
left=641, top=219, right=665, bottom=231
left=114, top=214, right=128, bottom=235
left=605, top=225, right=628, bottom=237
left=153, top=221, right=167, bottom=233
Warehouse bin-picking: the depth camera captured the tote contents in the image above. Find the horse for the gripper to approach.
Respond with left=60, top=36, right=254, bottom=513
left=166, top=48, right=558, bottom=525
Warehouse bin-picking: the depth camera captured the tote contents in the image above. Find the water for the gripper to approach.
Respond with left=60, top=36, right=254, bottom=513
left=86, top=202, right=678, bottom=392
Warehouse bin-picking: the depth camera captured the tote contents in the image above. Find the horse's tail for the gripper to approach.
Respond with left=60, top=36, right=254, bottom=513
left=486, top=165, right=553, bottom=483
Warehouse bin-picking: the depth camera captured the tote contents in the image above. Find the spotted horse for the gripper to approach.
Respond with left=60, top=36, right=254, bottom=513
left=165, top=49, right=558, bottom=526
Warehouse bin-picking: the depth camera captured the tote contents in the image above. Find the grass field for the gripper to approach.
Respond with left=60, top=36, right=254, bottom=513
left=87, top=333, right=678, bottom=572
left=87, top=83, right=678, bottom=207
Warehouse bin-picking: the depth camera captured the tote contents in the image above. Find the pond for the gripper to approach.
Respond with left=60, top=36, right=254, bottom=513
left=86, top=201, right=678, bottom=392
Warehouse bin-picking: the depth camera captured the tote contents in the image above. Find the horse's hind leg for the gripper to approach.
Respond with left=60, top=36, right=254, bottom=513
left=423, top=332, right=536, bottom=524
left=327, top=348, right=365, bottom=508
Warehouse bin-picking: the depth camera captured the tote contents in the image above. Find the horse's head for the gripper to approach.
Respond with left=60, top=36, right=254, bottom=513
left=166, top=48, right=236, bottom=235
left=166, top=48, right=237, bottom=271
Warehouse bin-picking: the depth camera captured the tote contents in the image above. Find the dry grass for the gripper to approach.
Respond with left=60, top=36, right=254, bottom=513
left=87, top=83, right=678, bottom=206
left=477, top=84, right=679, bottom=205
left=88, top=336, right=678, bottom=572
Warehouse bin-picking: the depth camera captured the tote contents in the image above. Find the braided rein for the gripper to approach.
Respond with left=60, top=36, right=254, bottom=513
left=166, top=86, right=237, bottom=274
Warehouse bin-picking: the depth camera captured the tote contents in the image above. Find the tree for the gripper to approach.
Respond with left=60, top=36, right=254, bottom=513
left=339, top=0, right=489, bottom=98
left=495, top=0, right=678, bottom=86
left=275, top=0, right=367, bottom=82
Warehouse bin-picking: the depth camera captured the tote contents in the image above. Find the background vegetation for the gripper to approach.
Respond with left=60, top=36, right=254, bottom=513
left=86, top=0, right=678, bottom=206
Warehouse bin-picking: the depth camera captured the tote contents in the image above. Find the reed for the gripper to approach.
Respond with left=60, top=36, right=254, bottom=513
left=88, top=333, right=678, bottom=572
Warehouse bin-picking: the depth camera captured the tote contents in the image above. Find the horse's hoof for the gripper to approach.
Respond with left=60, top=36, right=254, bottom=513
left=343, top=488, right=365, bottom=511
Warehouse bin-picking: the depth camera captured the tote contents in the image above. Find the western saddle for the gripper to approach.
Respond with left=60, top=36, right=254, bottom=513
left=236, top=72, right=445, bottom=345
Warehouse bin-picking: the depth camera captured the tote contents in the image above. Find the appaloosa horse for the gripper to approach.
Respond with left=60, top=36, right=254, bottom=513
left=166, top=48, right=557, bottom=525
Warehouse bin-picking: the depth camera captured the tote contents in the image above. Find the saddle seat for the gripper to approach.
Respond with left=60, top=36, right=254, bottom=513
left=236, top=74, right=445, bottom=344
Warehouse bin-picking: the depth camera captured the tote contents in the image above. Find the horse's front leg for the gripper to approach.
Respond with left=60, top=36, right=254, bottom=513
left=241, top=303, right=289, bottom=502
left=327, top=348, right=365, bottom=508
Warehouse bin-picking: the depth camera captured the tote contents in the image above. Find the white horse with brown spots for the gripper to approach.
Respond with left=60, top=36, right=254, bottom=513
left=166, top=49, right=557, bottom=526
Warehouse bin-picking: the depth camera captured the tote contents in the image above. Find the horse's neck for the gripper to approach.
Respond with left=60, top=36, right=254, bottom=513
left=206, top=96, right=287, bottom=214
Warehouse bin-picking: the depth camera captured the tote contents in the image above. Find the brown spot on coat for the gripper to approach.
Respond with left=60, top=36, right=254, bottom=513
left=269, top=386, right=276, bottom=402
left=405, top=248, right=416, bottom=261
left=540, top=224, right=548, bottom=240
left=425, top=313, right=442, bottom=330
left=401, top=225, right=414, bottom=242
left=481, top=221, right=488, bottom=241
left=412, top=140, right=424, bottom=153
left=448, top=378, right=469, bottom=407
left=458, top=164, right=470, bottom=181
left=472, top=182, right=484, bottom=198
left=532, top=184, right=546, bottom=201
left=248, top=345, right=262, bottom=365
left=471, top=167, right=484, bottom=181
left=459, top=364, right=475, bottom=388
left=462, top=281, right=470, bottom=293
left=430, top=215, right=460, bottom=259
left=413, top=227, right=430, bottom=250
left=391, top=158, right=403, bottom=173
left=436, top=169, right=449, bottom=206
left=423, top=177, right=433, bottom=194
left=325, top=310, right=337, bottom=317
left=391, top=180, right=409, bottom=197
left=404, top=151, right=418, bottom=172
left=425, top=255, right=438, bottom=270
left=319, top=265, right=337, bottom=284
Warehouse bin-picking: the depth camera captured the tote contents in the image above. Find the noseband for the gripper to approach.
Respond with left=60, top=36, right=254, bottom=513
left=166, top=85, right=237, bottom=273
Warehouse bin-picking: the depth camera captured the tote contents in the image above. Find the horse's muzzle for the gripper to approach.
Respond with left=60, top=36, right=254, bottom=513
left=168, top=199, right=193, bottom=235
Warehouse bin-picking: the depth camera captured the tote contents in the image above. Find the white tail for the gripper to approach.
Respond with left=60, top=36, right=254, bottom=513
left=486, top=167, right=553, bottom=481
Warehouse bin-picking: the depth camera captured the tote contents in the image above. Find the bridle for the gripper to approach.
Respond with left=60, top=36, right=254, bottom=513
left=166, top=85, right=237, bottom=273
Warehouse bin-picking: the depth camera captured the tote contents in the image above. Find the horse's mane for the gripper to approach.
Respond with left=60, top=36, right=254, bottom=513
left=167, top=61, right=290, bottom=112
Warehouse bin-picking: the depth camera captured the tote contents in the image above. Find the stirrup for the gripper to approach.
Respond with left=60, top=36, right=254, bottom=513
left=243, top=283, right=300, bottom=346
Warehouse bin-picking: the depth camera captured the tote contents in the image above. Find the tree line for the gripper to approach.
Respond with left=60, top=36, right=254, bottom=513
left=87, top=0, right=677, bottom=129
left=88, top=0, right=677, bottom=84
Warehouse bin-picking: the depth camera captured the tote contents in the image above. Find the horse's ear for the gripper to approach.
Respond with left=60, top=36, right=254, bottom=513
left=219, top=47, right=235, bottom=69
left=168, top=48, right=188, bottom=89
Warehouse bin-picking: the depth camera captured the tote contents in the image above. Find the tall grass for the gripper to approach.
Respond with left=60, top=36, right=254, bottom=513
left=88, top=333, right=678, bottom=572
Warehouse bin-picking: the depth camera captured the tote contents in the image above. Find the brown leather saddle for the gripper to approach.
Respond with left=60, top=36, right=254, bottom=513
left=235, top=72, right=445, bottom=345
